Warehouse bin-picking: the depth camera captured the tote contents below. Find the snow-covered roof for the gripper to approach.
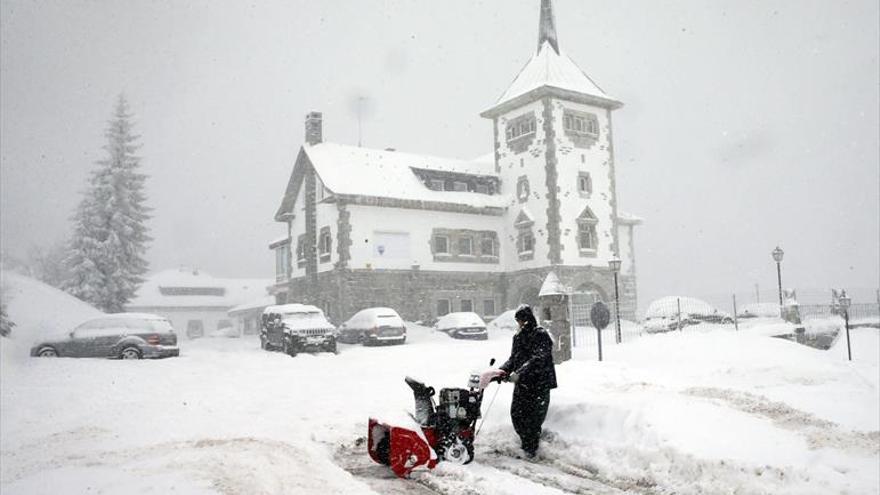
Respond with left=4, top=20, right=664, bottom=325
left=228, top=296, right=276, bottom=315
left=538, top=271, right=567, bottom=297
left=617, top=211, right=644, bottom=225
left=302, top=142, right=507, bottom=208
left=264, top=303, right=322, bottom=315
left=127, top=269, right=272, bottom=309
left=483, top=41, right=622, bottom=117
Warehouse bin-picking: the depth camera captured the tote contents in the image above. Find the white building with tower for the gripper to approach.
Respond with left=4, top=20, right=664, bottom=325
left=269, top=0, right=641, bottom=324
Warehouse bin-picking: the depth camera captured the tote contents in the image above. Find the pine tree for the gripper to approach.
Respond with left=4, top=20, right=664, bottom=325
left=0, top=299, right=13, bottom=337
left=63, top=95, right=151, bottom=312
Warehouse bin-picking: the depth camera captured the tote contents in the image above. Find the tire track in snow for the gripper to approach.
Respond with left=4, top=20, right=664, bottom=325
left=683, top=387, right=880, bottom=454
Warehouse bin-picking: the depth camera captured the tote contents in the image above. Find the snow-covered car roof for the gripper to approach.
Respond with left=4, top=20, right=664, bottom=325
left=435, top=312, right=486, bottom=330
left=344, top=307, right=404, bottom=327
left=263, top=304, right=322, bottom=316
left=645, top=297, right=719, bottom=319
left=82, top=312, right=170, bottom=322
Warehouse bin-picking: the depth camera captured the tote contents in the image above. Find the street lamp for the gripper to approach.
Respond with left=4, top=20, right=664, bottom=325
left=771, top=246, right=784, bottom=316
left=608, top=257, right=622, bottom=344
left=839, top=289, right=852, bottom=361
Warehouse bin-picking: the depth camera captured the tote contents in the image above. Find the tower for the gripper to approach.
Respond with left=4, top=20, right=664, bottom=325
left=481, top=0, right=626, bottom=309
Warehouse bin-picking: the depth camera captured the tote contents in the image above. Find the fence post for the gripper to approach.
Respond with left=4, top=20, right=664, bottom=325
left=732, top=294, right=739, bottom=332
left=677, top=297, right=682, bottom=331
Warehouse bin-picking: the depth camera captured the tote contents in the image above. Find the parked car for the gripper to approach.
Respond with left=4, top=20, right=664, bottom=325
left=488, top=310, right=518, bottom=332
left=434, top=312, right=489, bottom=340
left=642, top=296, right=733, bottom=333
left=738, top=303, right=781, bottom=319
left=30, top=313, right=179, bottom=359
left=338, top=307, right=406, bottom=346
left=260, top=304, right=337, bottom=356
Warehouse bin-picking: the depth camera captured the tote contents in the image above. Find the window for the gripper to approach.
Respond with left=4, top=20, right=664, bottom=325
left=186, top=320, right=204, bottom=338
left=460, top=299, right=473, bottom=312
left=516, top=176, right=530, bottom=202
left=483, top=299, right=496, bottom=317
left=519, top=232, right=535, bottom=254
left=437, top=299, right=450, bottom=317
left=578, top=172, right=592, bottom=196
left=319, top=227, right=332, bottom=262
left=275, top=244, right=290, bottom=281
left=578, top=224, right=597, bottom=250
left=452, top=181, right=468, bottom=192
left=506, top=115, right=537, bottom=140
left=296, top=235, right=306, bottom=267
left=563, top=110, right=599, bottom=137
left=480, top=236, right=496, bottom=257
left=475, top=184, right=489, bottom=194
left=458, top=236, right=473, bottom=256
left=429, top=179, right=444, bottom=191
left=433, top=235, right=449, bottom=254
left=576, top=205, right=599, bottom=254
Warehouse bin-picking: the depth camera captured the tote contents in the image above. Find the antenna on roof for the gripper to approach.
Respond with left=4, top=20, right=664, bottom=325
left=348, top=92, right=373, bottom=148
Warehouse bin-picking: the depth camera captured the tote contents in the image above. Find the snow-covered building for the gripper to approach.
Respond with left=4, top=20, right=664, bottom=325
left=126, top=268, right=272, bottom=339
left=269, top=0, right=640, bottom=323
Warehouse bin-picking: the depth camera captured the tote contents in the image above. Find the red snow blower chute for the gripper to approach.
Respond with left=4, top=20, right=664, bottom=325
left=367, top=360, right=505, bottom=478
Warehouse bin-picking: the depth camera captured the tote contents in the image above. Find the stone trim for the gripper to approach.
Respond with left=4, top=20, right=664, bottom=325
left=430, top=228, right=499, bottom=264
left=606, top=109, right=620, bottom=258
left=335, top=202, right=352, bottom=269
left=304, top=165, right=318, bottom=283
left=542, top=97, right=562, bottom=265
left=493, top=117, right=501, bottom=174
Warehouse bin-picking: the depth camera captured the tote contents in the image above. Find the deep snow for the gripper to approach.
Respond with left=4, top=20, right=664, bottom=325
left=1, top=276, right=878, bottom=494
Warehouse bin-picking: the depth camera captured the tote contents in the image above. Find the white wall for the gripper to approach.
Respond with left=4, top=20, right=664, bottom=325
left=346, top=204, right=505, bottom=272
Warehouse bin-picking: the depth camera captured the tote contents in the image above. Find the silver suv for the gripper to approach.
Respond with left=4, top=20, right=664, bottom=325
left=260, top=304, right=337, bottom=356
left=30, top=313, right=180, bottom=359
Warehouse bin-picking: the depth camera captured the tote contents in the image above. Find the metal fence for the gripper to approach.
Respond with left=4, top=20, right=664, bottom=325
left=568, top=287, right=879, bottom=349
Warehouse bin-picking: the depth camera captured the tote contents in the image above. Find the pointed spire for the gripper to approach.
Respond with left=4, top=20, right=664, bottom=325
left=538, top=0, right=559, bottom=54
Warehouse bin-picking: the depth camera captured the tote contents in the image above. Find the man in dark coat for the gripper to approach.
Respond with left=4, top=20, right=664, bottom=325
left=499, top=305, right=557, bottom=457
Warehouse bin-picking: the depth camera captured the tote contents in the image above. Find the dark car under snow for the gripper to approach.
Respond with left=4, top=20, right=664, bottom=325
left=30, top=313, right=180, bottom=359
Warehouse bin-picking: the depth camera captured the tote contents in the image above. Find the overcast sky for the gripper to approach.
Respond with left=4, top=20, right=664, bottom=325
left=1, top=0, right=878, bottom=309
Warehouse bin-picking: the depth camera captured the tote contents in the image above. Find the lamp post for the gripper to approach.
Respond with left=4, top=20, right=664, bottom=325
left=771, top=246, right=784, bottom=316
left=608, top=257, right=622, bottom=344
left=839, top=290, right=852, bottom=361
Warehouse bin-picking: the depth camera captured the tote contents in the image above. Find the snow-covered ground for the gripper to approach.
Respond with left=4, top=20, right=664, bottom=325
left=1, top=278, right=878, bottom=494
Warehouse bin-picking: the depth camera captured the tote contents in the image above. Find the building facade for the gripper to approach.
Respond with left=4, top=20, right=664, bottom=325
left=269, top=0, right=641, bottom=324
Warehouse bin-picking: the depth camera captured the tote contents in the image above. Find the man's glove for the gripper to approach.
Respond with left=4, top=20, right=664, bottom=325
left=507, top=371, right=519, bottom=383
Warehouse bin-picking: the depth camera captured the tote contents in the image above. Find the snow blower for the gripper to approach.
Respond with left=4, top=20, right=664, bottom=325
left=367, top=360, right=505, bottom=478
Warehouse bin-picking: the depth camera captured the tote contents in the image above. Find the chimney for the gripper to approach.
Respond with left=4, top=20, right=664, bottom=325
left=305, top=111, right=323, bottom=145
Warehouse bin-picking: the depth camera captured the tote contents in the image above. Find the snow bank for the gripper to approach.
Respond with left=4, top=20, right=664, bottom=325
left=1, top=271, right=102, bottom=361
left=2, top=282, right=877, bottom=495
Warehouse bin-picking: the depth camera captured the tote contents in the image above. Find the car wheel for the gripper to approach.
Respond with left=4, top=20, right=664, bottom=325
left=120, top=346, right=142, bottom=360
left=283, top=337, right=297, bottom=357
left=37, top=347, right=58, bottom=357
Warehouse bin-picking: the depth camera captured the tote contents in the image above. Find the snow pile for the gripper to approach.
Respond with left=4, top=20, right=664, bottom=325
left=2, top=283, right=878, bottom=494
left=0, top=271, right=102, bottom=359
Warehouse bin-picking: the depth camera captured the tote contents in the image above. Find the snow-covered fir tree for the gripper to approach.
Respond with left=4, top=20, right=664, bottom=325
left=63, top=95, right=151, bottom=312
left=0, top=299, right=13, bottom=337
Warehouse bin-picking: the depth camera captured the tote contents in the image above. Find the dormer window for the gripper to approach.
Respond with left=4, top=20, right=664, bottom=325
left=428, top=179, right=444, bottom=191
left=452, top=181, right=468, bottom=192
